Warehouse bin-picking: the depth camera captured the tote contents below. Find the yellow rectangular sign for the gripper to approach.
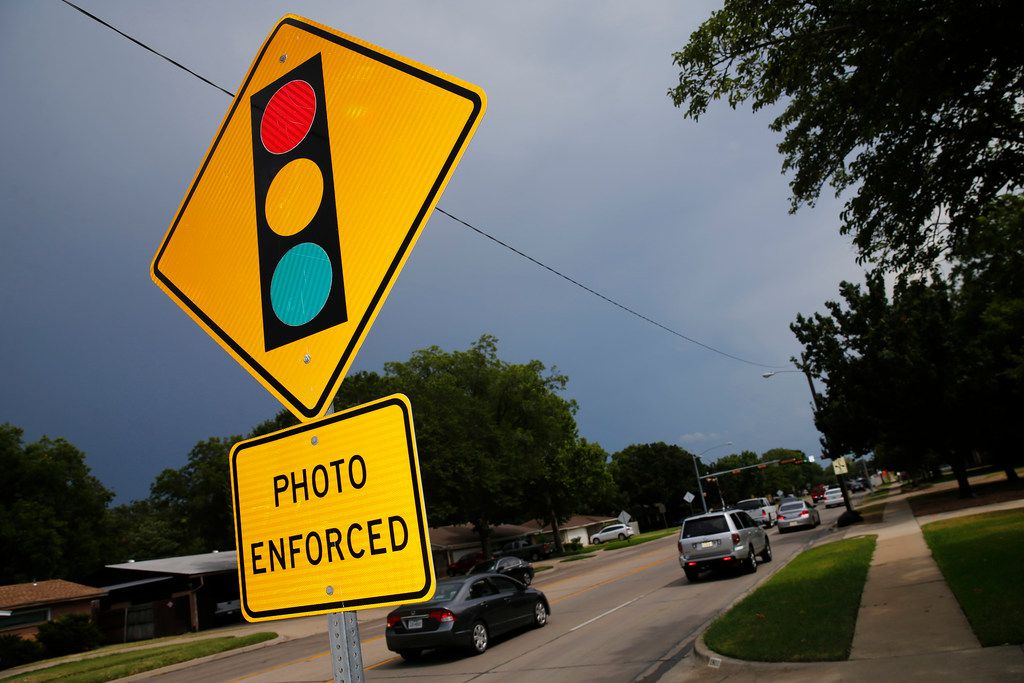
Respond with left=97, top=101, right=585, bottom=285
left=230, top=394, right=434, bottom=621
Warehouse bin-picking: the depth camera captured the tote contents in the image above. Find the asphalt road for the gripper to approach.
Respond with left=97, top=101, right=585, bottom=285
left=145, top=503, right=848, bottom=682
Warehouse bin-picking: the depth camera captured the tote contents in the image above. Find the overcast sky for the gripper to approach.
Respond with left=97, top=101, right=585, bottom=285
left=0, top=1, right=864, bottom=504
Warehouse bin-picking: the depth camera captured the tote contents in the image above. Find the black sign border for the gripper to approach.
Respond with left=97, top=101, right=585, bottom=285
left=230, top=395, right=432, bottom=620
left=153, top=16, right=484, bottom=419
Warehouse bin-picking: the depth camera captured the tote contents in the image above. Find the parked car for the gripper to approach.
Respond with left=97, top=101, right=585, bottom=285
left=446, top=551, right=486, bottom=576
left=469, top=556, right=535, bottom=585
left=385, top=574, right=549, bottom=659
left=677, top=510, right=771, bottom=582
left=734, top=497, right=777, bottom=528
left=776, top=499, right=821, bottom=532
left=590, top=523, right=634, bottom=544
left=496, top=538, right=554, bottom=561
left=824, top=488, right=845, bottom=508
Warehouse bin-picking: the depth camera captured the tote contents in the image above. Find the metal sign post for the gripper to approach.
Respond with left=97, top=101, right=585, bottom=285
left=328, top=611, right=364, bottom=683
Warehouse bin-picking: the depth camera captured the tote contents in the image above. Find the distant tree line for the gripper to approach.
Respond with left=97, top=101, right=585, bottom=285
left=2, top=335, right=828, bottom=584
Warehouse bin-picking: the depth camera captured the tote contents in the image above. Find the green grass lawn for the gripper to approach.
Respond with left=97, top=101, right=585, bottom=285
left=599, top=527, right=679, bottom=551
left=922, top=509, right=1024, bottom=646
left=704, top=536, right=876, bottom=662
left=2, top=632, right=276, bottom=683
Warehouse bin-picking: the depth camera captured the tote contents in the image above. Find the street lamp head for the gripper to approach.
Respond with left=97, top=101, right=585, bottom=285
left=762, top=372, right=776, bottom=378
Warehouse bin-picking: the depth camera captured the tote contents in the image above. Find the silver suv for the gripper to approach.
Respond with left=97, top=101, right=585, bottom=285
left=677, top=510, right=771, bottom=582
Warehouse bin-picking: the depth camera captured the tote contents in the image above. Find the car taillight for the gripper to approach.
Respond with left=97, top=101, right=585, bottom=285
left=800, top=510, right=809, bottom=517
left=762, top=510, right=767, bottom=517
left=429, top=609, right=455, bottom=623
left=731, top=533, right=741, bottom=545
left=386, top=615, right=400, bottom=629
left=686, top=561, right=697, bottom=567
left=778, top=514, right=786, bottom=520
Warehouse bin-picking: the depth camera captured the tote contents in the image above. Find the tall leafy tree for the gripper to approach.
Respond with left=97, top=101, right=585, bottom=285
left=610, top=442, right=701, bottom=528
left=353, top=335, right=581, bottom=554
left=0, top=424, right=113, bottom=583
left=669, top=0, right=1024, bottom=269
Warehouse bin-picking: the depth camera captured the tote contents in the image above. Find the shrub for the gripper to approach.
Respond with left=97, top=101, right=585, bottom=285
left=0, top=633, right=45, bottom=669
left=35, top=613, right=102, bottom=657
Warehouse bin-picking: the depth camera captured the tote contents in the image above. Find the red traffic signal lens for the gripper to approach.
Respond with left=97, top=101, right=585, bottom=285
left=261, top=80, right=316, bottom=154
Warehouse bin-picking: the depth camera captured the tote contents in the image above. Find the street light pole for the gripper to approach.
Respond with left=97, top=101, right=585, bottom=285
left=763, top=360, right=857, bottom=516
left=691, top=441, right=733, bottom=515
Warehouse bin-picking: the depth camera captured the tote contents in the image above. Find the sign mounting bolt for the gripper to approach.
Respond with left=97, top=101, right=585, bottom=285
left=279, top=54, right=287, bottom=63
left=326, top=585, right=334, bottom=595
left=303, top=354, right=311, bottom=364
left=311, top=436, right=319, bottom=446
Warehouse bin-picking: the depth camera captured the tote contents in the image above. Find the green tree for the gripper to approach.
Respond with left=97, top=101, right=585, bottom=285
left=356, top=335, right=581, bottom=555
left=610, top=442, right=700, bottom=528
left=148, top=436, right=239, bottom=555
left=0, top=424, right=113, bottom=583
left=669, top=0, right=1024, bottom=269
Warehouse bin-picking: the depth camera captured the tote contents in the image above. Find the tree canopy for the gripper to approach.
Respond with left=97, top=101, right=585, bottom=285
left=669, top=0, right=1024, bottom=269
left=0, top=424, right=113, bottom=583
left=792, top=197, right=1024, bottom=495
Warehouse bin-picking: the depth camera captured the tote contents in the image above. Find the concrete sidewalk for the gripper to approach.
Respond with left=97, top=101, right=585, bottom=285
left=667, top=491, right=1024, bottom=681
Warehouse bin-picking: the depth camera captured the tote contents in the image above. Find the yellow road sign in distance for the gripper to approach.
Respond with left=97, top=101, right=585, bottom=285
left=152, top=15, right=486, bottom=420
left=230, top=394, right=433, bottom=621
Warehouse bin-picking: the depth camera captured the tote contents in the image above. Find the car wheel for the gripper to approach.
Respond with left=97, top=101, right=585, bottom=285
left=617, top=533, right=626, bottom=541
left=591, top=537, right=601, bottom=544
left=470, top=621, right=489, bottom=655
left=522, top=572, right=533, bottom=586
left=397, top=649, right=422, bottom=661
left=533, top=600, right=548, bottom=628
left=531, top=551, right=540, bottom=561
left=759, top=538, right=772, bottom=563
left=684, top=567, right=699, bottom=583
left=745, top=550, right=757, bottom=574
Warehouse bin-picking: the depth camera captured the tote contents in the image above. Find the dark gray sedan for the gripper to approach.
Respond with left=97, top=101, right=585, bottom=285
left=385, top=574, right=550, bottom=659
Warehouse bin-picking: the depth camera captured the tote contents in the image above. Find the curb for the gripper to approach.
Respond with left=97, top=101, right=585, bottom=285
left=116, top=633, right=289, bottom=682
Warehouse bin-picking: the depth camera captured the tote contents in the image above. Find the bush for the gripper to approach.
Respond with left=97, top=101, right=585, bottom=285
left=35, top=613, right=102, bottom=657
left=0, top=633, right=45, bottom=669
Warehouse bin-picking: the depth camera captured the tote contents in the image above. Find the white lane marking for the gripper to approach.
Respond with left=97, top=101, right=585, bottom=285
left=569, top=596, right=641, bottom=632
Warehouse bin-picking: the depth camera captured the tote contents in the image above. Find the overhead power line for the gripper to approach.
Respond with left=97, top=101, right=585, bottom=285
left=59, top=0, right=789, bottom=370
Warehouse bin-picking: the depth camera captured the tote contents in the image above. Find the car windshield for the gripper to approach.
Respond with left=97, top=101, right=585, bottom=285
left=779, top=502, right=805, bottom=512
left=682, top=516, right=728, bottom=538
left=735, top=500, right=762, bottom=510
left=469, top=560, right=497, bottom=574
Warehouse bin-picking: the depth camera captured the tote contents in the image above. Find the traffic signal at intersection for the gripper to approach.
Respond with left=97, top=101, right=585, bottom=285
left=251, top=53, right=347, bottom=351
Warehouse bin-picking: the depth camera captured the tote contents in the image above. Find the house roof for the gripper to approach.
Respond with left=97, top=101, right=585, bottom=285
left=522, top=514, right=617, bottom=533
left=428, top=523, right=538, bottom=549
left=0, top=579, right=107, bottom=610
left=106, top=550, right=237, bottom=577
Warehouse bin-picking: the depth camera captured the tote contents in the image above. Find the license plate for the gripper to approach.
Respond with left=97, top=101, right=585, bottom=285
left=700, top=541, right=715, bottom=548
left=406, top=618, right=423, bottom=630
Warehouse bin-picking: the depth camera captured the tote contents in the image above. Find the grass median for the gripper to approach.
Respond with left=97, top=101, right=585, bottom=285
left=922, top=508, right=1024, bottom=646
left=704, top=535, right=876, bottom=661
left=2, top=632, right=276, bottom=683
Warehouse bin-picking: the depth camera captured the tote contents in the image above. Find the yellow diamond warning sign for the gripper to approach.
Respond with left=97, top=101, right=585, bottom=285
left=230, top=394, right=433, bottom=621
left=152, top=16, right=486, bottom=420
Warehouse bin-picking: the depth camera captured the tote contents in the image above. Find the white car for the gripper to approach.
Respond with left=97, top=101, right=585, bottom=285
left=590, top=523, right=634, bottom=544
left=823, top=488, right=845, bottom=508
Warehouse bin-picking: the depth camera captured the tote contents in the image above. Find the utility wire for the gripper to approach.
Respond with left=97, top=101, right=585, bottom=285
left=60, top=0, right=235, bottom=98
left=60, top=0, right=789, bottom=370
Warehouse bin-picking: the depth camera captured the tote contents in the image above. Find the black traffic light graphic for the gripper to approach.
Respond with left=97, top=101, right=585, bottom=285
left=251, top=53, right=347, bottom=352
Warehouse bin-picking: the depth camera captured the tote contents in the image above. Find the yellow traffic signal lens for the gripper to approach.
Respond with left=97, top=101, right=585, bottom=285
left=265, top=158, right=323, bottom=236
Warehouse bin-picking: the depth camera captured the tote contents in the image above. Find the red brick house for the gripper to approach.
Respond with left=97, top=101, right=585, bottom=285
left=0, top=580, right=106, bottom=640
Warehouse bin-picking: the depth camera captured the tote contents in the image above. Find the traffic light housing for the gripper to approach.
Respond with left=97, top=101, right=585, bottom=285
left=251, top=53, right=347, bottom=351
